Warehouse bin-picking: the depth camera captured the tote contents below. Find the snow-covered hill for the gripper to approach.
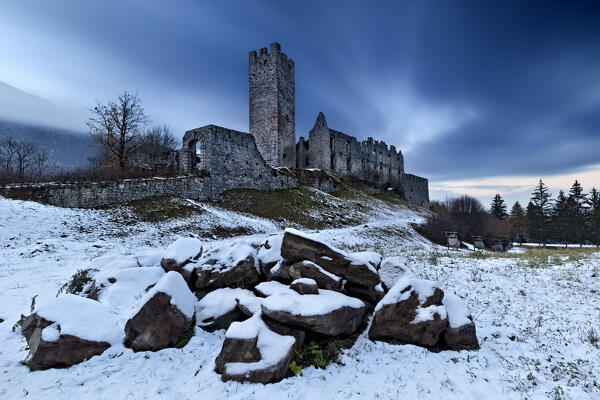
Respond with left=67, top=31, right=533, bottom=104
left=0, top=195, right=598, bottom=399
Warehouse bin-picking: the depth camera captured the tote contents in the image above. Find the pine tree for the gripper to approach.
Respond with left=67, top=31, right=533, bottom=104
left=529, top=179, right=552, bottom=245
left=490, top=194, right=508, bottom=220
left=552, top=190, right=569, bottom=247
left=526, top=201, right=541, bottom=244
left=567, top=180, right=587, bottom=246
left=589, top=187, right=600, bottom=246
left=507, top=201, right=527, bottom=244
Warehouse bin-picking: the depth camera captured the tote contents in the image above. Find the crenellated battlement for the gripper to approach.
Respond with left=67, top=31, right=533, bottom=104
left=249, top=42, right=294, bottom=72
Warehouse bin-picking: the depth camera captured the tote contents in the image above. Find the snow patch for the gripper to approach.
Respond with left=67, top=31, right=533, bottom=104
left=195, top=288, right=257, bottom=326
left=131, top=271, right=196, bottom=319
left=443, top=292, right=473, bottom=328
left=163, top=237, right=203, bottom=264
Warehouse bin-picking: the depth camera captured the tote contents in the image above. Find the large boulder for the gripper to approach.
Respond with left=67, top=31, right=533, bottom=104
left=441, top=293, right=478, bottom=350
left=215, top=312, right=300, bottom=384
left=125, top=272, right=196, bottom=351
left=344, top=281, right=386, bottom=304
left=21, top=294, right=122, bottom=369
left=286, top=260, right=343, bottom=291
left=259, top=281, right=367, bottom=336
left=280, top=229, right=380, bottom=286
left=160, top=237, right=203, bottom=282
left=191, top=241, right=260, bottom=291
left=369, top=276, right=448, bottom=348
left=195, top=288, right=259, bottom=331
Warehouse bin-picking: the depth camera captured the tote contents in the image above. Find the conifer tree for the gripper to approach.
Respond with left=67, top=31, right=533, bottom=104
left=529, top=179, right=552, bottom=245
left=589, top=187, right=600, bottom=246
left=567, top=180, right=587, bottom=246
left=490, top=194, right=508, bottom=220
left=507, top=201, right=527, bottom=244
left=552, top=190, right=569, bottom=247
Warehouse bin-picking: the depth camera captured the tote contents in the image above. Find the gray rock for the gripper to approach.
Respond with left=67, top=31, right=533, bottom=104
left=280, top=229, right=380, bottom=286
left=287, top=260, right=343, bottom=291
left=369, top=280, right=448, bottom=347
left=21, top=314, right=111, bottom=369
left=289, top=278, right=319, bottom=295
left=440, top=293, right=478, bottom=350
left=261, top=286, right=367, bottom=336
left=192, top=243, right=260, bottom=291
left=345, top=281, right=386, bottom=304
left=215, top=314, right=299, bottom=384
left=125, top=292, right=191, bottom=351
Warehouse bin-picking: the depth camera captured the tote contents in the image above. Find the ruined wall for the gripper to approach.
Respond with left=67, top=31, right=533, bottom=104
left=0, top=176, right=210, bottom=208
left=296, top=137, right=309, bottom=168
left=305, top=112, right=404, bottom=189
left=249, top=42, right=296, bottom=168
left=402, top=173, right=429, bottom=206
left=182, top=125, right=297, bottom=197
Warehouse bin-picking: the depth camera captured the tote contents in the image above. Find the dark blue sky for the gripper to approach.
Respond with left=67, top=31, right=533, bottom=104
left=1, top=1, right=599, bottom=204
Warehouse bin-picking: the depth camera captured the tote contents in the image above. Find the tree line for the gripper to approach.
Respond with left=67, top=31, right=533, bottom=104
left=420, top=179, right=600, bottom=248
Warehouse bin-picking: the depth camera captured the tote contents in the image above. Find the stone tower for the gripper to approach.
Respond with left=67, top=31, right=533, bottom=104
left=308, top=112, right=332, bottom=172
left=249, top=42, right=296, bottom=168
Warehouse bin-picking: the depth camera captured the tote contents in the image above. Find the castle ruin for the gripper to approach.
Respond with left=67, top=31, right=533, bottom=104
left=181, top=42, right=429, bottom=206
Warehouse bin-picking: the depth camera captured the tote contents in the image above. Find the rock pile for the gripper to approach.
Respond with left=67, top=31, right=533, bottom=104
left=19, top=228, right=478, bottom=383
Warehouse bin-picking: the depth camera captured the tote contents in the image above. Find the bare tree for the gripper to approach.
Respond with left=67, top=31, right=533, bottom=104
left=139, top=125, right=178, bottom=154
left=87, top=91, right=148, bottom=169
left=0, top=137, right=49, bottom=180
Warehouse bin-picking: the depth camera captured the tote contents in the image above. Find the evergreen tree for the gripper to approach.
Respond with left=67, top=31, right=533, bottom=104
left=589, top=187, right=600, bottom=246
left=526, top=200, right=541, bottom=244
left=529, top=179, right=552, bottom=245
left=490, top=194, right=508, bottom=219
left=567, top=180, right=587, bottom=246
left=552, top=190, right=569, bottom=247
left=507, top=201, right=527, bottom=244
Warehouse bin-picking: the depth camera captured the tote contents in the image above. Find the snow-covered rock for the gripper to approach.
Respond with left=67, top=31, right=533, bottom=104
left=441, top=293, right=478, bottom=349
left=344, top=281, right=386, bottom=304
left=259, top=281, right=367, bottom=336
left=369, top=276, right=448, bottom=347
left=195, top=288, right=257, bottom=331
left=21, top=294, right=122, bottom=369
left=280, top=228, right=380, bottom=286
left=125, top=272, right=196, bottom=351
left=282, top=260, right=343, bottom=291
left=160, top=237, right=203, bottom=281
left=191, top=240, right=260, bottom=291
left=257, top=235, right=283, bottom=276
left=289, top=277, right=319, bottom=295
left=215, top=312, right=300, bottom=384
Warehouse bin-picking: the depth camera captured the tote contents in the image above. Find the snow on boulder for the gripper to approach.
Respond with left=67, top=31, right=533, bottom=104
left=125, top=271, right=196, bottom=351
left=280, top=228, right=380, bottom=286
left=284, top=260, right=343, bottom=291
left=215, top=312, right=300, bottom=384
left=191, top=240, right=260, bottom=291
left=257, top=235, right=283, bottom=276
left=21, top=294, right=122, bottom=369
left=369, top=276, right=448, bottom=348
left=289, top=278, right=319, bottom=295
left=255, top=281, right=293, bottom=297
left=441, top=293, right=478, bottom=350
left=261, top=283, right=367, bottom=336
left=347, top=251, right=382, bottom=271
left=195, top=288, right=258, bottom=331
left=160, top=237, right=203, bottom=282
left=88, top=266, right=165, bottom=312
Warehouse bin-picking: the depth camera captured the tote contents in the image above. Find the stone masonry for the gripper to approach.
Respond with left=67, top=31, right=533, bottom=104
left=249, top=43, right=296, bottom=169
left=1, top=42, right=429, bottom=208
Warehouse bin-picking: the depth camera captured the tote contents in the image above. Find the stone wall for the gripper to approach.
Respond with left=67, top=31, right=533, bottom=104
left=249, top=42, right=296, bottom=168
left=402, top=173, right=429, bottom=206
left=181, top=125, right=297, bottom=198
left=303, top=112, right=404, bottom=190
left=0, top=176, right=210, bottom=208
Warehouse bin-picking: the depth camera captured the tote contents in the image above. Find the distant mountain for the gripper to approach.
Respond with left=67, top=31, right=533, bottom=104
left=0, top=81, right=87, bottom=132
left=0, top=81, right=97, bottom=170
left=0, top=119, right=97, bottom=170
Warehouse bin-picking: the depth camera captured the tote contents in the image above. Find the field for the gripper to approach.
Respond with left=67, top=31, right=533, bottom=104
left=0, top=190, right=598, bottom=400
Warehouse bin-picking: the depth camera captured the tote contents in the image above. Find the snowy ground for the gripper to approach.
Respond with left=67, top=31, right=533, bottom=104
left=0, top=195, right=599, bottom=400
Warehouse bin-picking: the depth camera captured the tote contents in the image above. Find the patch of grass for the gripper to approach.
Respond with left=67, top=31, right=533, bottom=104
left=218, top=185, right=386, bottom=229
left=291, top=333, right=358, bottom=373
left=20, top=359, right=42, bottom=372
left=175, top=321, right=195, bottom=348
left=588, top=328, right=599, bottom=348
left=116, top=197, right=204, bottom=223
left=469, top=251, right=489, bottom=260
left=57, top=269, right=91, bottom=295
